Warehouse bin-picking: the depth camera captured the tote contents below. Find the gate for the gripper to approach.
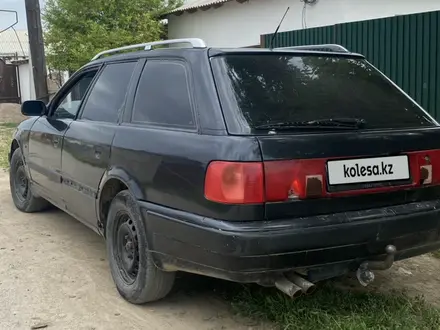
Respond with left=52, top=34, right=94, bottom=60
left=0, top=59, right=19, bottom=103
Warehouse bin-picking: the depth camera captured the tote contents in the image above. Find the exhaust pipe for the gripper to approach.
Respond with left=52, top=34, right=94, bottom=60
left=274, top=276, right=302, bottom=298
left=286, top=273, right=316, bottom=295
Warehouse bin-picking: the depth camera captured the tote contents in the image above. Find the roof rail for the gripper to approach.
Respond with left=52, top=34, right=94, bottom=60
left=276, top=44, right=350, bottom=53
left=91, top=38, right=207, bottom=61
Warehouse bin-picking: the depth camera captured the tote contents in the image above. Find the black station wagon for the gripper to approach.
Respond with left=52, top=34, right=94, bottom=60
left=9, top=38, right=440, bottom=303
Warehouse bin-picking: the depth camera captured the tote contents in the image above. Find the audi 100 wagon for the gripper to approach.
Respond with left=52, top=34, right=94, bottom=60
left=9, top=38, right=440, bottom=303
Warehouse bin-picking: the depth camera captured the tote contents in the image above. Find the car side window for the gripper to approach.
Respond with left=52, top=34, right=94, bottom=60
left=80, top=61, right=137, bottom=123
left=52, top=70, right=97, bottom=120
left=132, top=60, right=195, bottom=128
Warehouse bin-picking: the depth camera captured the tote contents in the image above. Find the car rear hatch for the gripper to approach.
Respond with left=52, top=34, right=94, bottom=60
left=210, top=49, right=440, bottom=220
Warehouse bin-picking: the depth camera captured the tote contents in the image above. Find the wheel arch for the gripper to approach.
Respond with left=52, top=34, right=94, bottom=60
left=9, top=139, right=20, bottom=163
left=96, top=167, right=144, bottom=236
left=9, top=139, right=32, bottom=180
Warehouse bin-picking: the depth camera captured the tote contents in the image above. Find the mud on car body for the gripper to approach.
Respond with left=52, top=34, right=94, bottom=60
left=9, top=39, right=440, bottom=302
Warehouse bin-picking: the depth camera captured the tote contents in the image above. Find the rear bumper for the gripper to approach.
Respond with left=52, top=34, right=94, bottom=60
left=140, top=199, right=440, bottom=283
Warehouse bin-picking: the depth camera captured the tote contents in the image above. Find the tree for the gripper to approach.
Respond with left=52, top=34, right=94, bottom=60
left=44, top=0, right=181, bottom=72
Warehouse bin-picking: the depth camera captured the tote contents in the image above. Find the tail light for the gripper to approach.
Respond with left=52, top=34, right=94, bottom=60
left=264, top=160, right=325, bottom=201
left=204, top=161, right=264, bottom=204
left=204, top=149, right=440, bottom=205
left=204, top=159, right=325, bottom=204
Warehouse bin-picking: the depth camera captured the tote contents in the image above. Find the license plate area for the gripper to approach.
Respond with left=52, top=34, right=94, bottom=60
left=327, top=155, right=411, bottom=192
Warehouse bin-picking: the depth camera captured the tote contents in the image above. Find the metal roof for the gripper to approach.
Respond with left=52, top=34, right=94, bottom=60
left=0, top=30, right=29, bottom=58
left=168, top=0, right=234, bottom=14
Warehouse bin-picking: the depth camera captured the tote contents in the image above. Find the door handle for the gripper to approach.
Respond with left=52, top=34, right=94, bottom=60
left=53, top=138, right=60, bottom=147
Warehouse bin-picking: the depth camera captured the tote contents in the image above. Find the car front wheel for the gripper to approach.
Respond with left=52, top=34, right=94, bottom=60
left=106, top=190, right=175, bottom=304
left=9, top=148, right=50, bottom=212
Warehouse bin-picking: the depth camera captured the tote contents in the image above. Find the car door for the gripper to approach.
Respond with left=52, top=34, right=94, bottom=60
left=27, top=67, right=99, bottom=206
left=61, top=60, right=139, bottom=227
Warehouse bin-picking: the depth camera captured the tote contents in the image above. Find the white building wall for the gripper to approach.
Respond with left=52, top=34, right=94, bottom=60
left=168, top=0, right=440, bottom=47
left=17, top=58, right=68, bottom=103
left=18, top=62, right=35, bottom=103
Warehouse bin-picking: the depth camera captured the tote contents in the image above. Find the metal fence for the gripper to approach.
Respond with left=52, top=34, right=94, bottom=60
left=262, top=10, right=440, bottom=121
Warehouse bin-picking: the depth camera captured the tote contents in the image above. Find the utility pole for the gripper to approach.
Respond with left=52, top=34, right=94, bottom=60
left=25, top=0, right=49, bottom=103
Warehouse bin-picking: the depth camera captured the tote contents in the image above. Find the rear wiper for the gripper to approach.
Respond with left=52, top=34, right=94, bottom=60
left=254, top=118, right=367, bottom=130
left=307, top=118, right=367, bottom=127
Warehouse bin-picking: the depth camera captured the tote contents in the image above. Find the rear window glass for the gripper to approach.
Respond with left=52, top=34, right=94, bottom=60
left=211, top=54, right=435, bottom=133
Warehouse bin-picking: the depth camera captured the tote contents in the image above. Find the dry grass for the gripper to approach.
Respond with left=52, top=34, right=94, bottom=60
left=0, top=103, right=25, bottom=169
left=0, top=104, right=27, bottom=124
left=0, top=123, right=17, bottom=168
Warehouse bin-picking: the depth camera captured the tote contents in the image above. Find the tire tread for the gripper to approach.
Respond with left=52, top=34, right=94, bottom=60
left=106, top=190, right=175, bottom=304
left=9, top=148, right=50, bottom=213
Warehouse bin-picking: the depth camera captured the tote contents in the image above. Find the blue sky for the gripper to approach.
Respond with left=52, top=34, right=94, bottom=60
left=0, top=0, right=45, bottom=31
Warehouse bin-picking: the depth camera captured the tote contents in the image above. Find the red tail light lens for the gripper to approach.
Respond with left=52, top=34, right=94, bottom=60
left=264, top=160, right=325, bottom=201
left=205, top=150, right=440, bottom=205
left=204, top=161, right=264, bottom=204
left=205, top=160, right=325, bottom=204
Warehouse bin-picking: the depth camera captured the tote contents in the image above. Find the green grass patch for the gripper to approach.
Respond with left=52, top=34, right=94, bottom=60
left=0, top=122, right=17, bottom=168
left=431, top=250, right=440, bottom=259
left=228, top=283, right=440, bottom=330
left=0, top=122, right=19, bottom=129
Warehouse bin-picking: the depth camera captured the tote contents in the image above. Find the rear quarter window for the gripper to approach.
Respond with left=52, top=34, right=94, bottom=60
left=211, top=54, right=436, bottom=134
left=131, top=60, right=195, bottom=129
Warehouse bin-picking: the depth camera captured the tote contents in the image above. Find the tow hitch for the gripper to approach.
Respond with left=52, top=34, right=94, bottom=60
left=356, top=244, right=397, bottom=286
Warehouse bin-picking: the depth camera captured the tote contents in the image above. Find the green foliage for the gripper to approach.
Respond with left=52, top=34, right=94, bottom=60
left=44, top=0, right=181, bottom=71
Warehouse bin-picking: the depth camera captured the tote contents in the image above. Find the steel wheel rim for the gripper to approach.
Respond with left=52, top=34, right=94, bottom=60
left=14, top=163, right=28, bottom=203
left=113, top=212, right=140, bottom=284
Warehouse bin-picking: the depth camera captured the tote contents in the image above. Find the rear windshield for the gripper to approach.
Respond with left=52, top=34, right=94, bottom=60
left=211, top=54, right=436, bottom=134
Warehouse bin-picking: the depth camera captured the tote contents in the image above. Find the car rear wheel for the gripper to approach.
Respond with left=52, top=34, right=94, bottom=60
left=106, top=190, right=175, bottom=304
left=9, top=148, right=50, bottom=212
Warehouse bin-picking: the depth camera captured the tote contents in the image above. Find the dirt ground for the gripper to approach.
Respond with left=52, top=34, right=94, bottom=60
left=1, top=169, right=440, bottom=330
left=0, top=104, right=27, bottom=123
left=0, top=171, right=265, bottom=330
left=337, top=254, right=440, bottom=306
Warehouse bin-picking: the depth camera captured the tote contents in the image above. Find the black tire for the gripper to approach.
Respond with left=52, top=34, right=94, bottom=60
left=106, top=190, right=175, bottom=304
left=9, top=148, right=50, bottom=212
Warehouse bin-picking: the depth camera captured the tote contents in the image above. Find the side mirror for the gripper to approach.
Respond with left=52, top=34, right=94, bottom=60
left=21, top=100, right=47, bottom=116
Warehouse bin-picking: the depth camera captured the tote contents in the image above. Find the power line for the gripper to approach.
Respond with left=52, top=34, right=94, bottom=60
left=300, top=0, right=318, bottom=30
left=302, top=2, right=307, bottom=29
left=0, top=10, right=18, bottom=34
left=12, top=26, right=26, bottom=57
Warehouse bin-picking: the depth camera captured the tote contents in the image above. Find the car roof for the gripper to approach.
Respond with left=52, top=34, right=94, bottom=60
left=83, top=38, right=365, bottom=69
left=208, top=48, right=365, bottom=58
left=85, top=46, right=364, bottom=67
left=85, top=48, right=204, bottom=66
